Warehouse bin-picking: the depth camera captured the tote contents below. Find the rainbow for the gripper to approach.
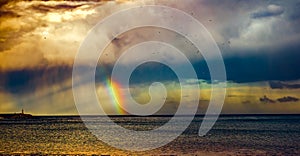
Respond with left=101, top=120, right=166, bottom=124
left=106, top=78, right=125, bottom=115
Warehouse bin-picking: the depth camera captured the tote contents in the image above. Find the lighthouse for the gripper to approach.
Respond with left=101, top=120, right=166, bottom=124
left=21, top=109, right=24, bottom=114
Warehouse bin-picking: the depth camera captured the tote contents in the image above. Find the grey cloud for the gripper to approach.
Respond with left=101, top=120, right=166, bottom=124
left=288, top=2, right=300, bottom=21
left=277, top=96, right=299, bottom=103
left=259, top=95, right=275, bottom=103
left=259, top=95, right=300, bottom=103
left=0, top=0, right=102, bottom=68
left=251, top=4, right=284, bottom=19
left=242, top=100, right=251, bottom=104
left=187, top=1, right=300, bottom=54
left=0, top=10, right=20, bottom=18
left=31, top=4, right=85, bottom=13
left=0, top=0, right=9, bottom=8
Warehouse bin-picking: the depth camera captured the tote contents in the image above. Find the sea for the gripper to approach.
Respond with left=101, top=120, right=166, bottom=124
left=0, top=115, right=300, bottom=155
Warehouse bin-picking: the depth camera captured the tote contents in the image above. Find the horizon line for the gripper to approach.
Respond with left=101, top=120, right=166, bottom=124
left=1, top=113, right=300, bottom=117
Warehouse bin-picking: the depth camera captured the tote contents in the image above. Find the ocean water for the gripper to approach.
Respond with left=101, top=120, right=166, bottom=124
left=0, top=115, right=300, bottom=155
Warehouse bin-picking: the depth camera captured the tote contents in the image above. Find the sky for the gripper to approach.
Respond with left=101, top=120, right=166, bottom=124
left=0, top=0, right=300, bottom=115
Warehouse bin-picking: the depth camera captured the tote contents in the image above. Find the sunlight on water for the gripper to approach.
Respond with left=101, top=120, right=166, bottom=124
left=1, top=115, right=300, bottom=155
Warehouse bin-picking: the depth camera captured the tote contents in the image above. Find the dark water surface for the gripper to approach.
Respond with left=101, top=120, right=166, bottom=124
left=0, top=115, right=300, bottom=155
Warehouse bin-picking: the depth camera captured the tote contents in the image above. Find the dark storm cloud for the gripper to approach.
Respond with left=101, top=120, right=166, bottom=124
left=269, top=81, right=300, bottom=89
left=100, top=45, right=300, bottom=84
left=2, top=47, right=298, bottom=96
left=251, top=4, right=284, bottom=19
left=1, top=44, right=299, bottom=95
left=128, top=62, right=179, bottom=85
left=0, top=65, right=72, bottom=94
left=284, top=1, right=300, bottom=20
left=221, top=47, right=300, bottom=83
left=102, top=45, right=300, bottom=84
left=289, top=11, right=300, bottom=21
left=1, top=0, right=300, bottom=95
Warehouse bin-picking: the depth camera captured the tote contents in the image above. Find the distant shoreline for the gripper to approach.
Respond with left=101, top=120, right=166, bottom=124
left=0, top=113, right=32, bottom=119
left=1, top=114, right=299, bottom=118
